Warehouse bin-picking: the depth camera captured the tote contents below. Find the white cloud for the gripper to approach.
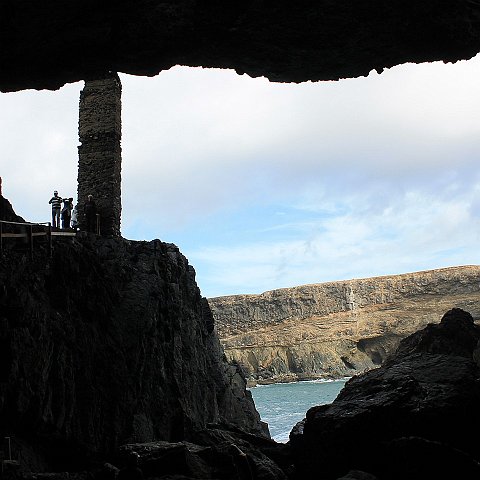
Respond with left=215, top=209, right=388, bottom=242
left=191, top=186, right=480, bottom=297
left=1, top=57, right=480, bottom=297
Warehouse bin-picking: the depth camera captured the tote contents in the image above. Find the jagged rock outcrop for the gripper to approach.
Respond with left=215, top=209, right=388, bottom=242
left=0, top=198, right=267, bottom=471
left=115, top=426, right=289, bottom=480
left=210, top=267, right=480, bottom=384
left=1, top=0, right=480, bottom=92
left=289, top=308, right=480, bottom=479
left=0, top=195, right=25, bottom=224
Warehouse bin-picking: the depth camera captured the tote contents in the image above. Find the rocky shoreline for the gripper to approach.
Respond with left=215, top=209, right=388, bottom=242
left=248, top=373, right=351, bottom=388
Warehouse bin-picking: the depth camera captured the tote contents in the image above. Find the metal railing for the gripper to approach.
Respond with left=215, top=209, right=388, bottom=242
left=1, top=436, right=20, bottom=475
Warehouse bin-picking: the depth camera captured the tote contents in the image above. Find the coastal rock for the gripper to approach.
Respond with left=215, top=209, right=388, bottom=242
left=2, top=0, right=480, bottom=92
left=209, top=269, right=480, bottom=384
left=0, top=195, right=25, bottom=223
left=0, top=199, right=266, bottom=471
left=116, top=426, right=288, bottom=480
left=289, top=308, right=480, bottom=480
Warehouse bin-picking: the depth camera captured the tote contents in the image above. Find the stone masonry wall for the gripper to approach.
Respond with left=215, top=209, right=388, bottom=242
left=78, top=72, right=122, bottom=236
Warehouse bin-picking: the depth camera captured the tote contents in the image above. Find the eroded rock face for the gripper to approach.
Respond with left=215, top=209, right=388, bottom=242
left=210, top=267, right=480, bottom=384
left=0, top=195, right=24, bottom=223
left=289, top=308, right=480, bottom=480
left=116, top=426, right=289, bottom=480
left=1, top=0, right=480, bottom=92
left=0, top=199, right=266, bottom=471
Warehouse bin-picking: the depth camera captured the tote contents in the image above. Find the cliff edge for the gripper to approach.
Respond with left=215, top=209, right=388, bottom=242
left=0, top=196, right=267, bottom=471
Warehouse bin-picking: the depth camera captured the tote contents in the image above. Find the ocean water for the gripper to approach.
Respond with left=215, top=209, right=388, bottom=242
left=249, top=379, right=348, bottom=443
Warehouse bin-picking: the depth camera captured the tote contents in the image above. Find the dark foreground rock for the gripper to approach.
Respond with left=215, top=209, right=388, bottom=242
left=0, top=195, right=25, bottom=223
left=0, top=198, right=267, bottom=472
left=290, top=308, right=480, bottom=479
left=4, top=197, right=480, bottom=480
left=115, top=426, right=290, bottom=480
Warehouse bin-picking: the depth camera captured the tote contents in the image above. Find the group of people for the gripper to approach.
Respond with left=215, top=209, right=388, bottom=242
left=48, top=190, right=97, bottom=232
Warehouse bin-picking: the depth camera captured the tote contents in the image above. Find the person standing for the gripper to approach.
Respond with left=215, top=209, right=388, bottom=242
left=61, top=198, right=72, bottom=229
left=84, top=194, right=97, bottom=233
left=71, top=204, right=79, bottom=230
left=48, top=190, right=62, bottom=228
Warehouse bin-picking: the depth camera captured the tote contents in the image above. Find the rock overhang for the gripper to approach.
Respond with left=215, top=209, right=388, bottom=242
left=1, top=0, right=480, bottom=92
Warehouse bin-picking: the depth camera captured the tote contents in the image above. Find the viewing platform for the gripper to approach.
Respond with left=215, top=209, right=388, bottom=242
left=0, top=219, right=94, bottom=257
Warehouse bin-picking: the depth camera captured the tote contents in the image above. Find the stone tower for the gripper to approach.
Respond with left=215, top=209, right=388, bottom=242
left=78, top=72, right=122, bottom=236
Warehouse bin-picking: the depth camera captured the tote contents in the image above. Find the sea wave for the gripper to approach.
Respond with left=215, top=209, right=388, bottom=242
left=249, top=376, right=351, bottom=389
left=250, top=378, right=347, bottom=442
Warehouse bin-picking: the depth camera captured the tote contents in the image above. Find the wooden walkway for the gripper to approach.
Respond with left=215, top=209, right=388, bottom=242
left=0, top=219, right=77, bottom=257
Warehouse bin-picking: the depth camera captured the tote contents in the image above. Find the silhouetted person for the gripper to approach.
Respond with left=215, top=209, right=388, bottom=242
left=48, top=190, right=62, bottom=228
left=117, top=452, right=143, bottom=480
left=84, top=194, right=97, bottom=233
left=61, top=198, right=73, bottom=229
left=71, top=204, right=79, bottom=229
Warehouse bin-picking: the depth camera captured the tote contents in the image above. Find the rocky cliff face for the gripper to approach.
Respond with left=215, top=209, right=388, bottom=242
left=209, top=267, right=480, bottom=384
left=0, top=196, right=24, bottom=223
left=0, top=196, right=266, bottom=471
left=3, top=195, right=480, bottom=480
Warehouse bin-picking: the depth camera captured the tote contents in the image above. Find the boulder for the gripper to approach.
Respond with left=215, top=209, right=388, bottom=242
left=115, top=426, right=288, bottom=480
left=290, top=308, right=480, bottom=479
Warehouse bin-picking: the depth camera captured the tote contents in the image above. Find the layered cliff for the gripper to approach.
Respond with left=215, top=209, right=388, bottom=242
left=0, top=196, right=266, bottom=471
left=209, top=266, right=480, bottom=384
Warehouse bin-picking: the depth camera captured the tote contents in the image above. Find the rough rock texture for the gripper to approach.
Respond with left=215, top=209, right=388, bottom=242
left=115, top=426, right=289, bottom=480
left=78, top=73, right=122, bottom=237
left=210, top=267, right=480, bottom=384
left=0, top=199, right=266, bottom=471
left=289, top=308, right=480, bottom=480
left=0, top=195, right=25, bottom=224
left=1, top=0, right=480, bottom=92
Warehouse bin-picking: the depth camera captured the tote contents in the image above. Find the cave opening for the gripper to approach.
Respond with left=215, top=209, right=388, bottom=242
left=1, top=56, right=479, bottom=297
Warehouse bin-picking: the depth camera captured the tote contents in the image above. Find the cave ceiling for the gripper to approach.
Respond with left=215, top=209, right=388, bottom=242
left=1, top=0, right=480, bottom=92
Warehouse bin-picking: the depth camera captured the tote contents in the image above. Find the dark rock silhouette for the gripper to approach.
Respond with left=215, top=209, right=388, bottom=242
left=290, top=307, right=480, bottom=479
left=1, top=0, right=480, bottom=92
left=116, top=426, right=288, bottom=480
left=0, top=198, right=267, bottom=472
left=0, top=195, right=25, bottom=223
left=3, top=196, right=480, bottom=479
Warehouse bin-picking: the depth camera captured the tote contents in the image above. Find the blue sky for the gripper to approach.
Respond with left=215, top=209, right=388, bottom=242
left=1, top=56, right=479, bottom=298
